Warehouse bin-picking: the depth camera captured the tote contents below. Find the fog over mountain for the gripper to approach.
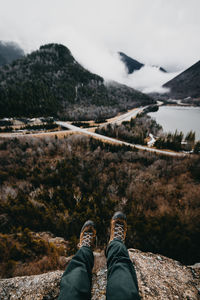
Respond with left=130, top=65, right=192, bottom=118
left=117, top=52, right=175, bottom=94
left=0, top=41, right=24, bottom=66
left=0, top=43, right=153, bottom=119
left=118, top=52, right=167, bottom=74
left=0, top=0, right=199, bottom=93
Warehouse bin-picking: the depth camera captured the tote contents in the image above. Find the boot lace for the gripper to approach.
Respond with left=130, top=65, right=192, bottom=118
left=80, top=232, right=94, bottom=247
left=114, top=222, right=124, bottom=241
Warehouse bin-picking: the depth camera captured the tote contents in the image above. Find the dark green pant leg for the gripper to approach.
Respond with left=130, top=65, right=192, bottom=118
left=58, top=246, right=94, bottom=300
left=106, top=240, right=140, bottom=300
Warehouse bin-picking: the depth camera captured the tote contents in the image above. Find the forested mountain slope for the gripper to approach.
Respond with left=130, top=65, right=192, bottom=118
left=163, top=60, right=200, bottom=99
left=0, top=44, right=154, bottom=120
left=0, top=135, right=199, bottom=279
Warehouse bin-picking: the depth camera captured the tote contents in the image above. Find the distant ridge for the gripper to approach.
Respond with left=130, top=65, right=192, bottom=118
left=163, top=60, right=200, bottom=99
left=119, top=52, right=167, bottom=74
left=119, top=52, right=144, bottom=74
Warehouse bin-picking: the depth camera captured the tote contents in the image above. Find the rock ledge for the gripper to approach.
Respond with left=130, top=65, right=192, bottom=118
left=0, top=249, right=199, bottom=300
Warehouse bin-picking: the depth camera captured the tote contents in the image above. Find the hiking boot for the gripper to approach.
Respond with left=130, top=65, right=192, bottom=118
left=78, top=220, right=96, bottom=249
left=109, top=211, right=127, bottom=243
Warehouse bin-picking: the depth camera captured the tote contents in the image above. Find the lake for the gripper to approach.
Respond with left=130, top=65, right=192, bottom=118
left=148, top=106, right=200, bottom=141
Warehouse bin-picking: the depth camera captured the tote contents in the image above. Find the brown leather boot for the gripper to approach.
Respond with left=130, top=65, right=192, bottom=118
left=109, top=211, right=127, bottom=244
left=78, top=220, right=96, bottom=249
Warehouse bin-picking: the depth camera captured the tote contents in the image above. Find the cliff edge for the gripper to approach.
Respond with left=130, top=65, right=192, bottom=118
left=0, top=248, right=199, bottom=300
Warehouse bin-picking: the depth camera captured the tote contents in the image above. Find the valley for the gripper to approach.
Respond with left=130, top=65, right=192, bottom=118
left=0, top=133, right=200, bottom=278
left=0, top=42, right=200, bottom=281
left=0, top=104, right=192, bottom=156
left=0, top=2, right=200, bottom=299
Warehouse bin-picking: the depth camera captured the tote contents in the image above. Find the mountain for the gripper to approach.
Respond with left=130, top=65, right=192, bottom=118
left=163, top=60, right=200, bottom=99
left=0, top=41, right=24, bottom=66
left=119, top=52, right=144, bottom=74
left=119, top=52, right=167, bottom=74
left=0, top=43, right=154, bottom=120
left=158, top=66, right=167, bottom=73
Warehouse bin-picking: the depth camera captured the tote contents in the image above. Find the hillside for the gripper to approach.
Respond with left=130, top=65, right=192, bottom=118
left=119, top=52, right=167, bottom=74
left=0, top=135, right=199, bottom=279
left=0, top=41, right=24, bottom=66
left=163, top=60, right=200, bottom=99
left=0, top=43, right=153, bottom=120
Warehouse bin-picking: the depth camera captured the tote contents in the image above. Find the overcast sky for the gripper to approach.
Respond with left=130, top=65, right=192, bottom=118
left=0, top=0, right=200, bottom=93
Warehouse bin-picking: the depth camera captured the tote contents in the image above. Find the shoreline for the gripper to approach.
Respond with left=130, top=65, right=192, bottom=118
left=158, top=100, right=199, bottom=108
left=148, top=105, right=200, bottom=141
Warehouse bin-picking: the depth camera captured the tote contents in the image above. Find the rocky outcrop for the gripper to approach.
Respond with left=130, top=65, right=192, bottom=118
left=0, top=249, right=199, bottom=300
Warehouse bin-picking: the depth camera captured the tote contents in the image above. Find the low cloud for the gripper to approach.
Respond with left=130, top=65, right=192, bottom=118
left=72, top=46, right=180, bottom=94
left=122, top=66, right=180, bottom=94
left=67, top=39, right=181, bottom=94
left=0, top=0, right=199, bottom=93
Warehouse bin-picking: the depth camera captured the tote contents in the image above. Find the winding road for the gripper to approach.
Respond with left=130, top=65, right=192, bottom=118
left=105, top=106, right=148, bottom=125
left=56, top=121, right=185, bottom=157
left=0, top=105, right=186, bottom=157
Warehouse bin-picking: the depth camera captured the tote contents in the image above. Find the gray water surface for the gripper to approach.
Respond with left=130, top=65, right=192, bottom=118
left=148, top=106, right=200, bottom=140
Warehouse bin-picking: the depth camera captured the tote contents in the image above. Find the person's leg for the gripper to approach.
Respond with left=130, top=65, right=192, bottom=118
left=58, top=220, right=96, bottom=300
left=106, top=212, right=140, bottom=300
left=59, top=246, right=94, bottom=300
left=106, top=240, right=140, bottom=300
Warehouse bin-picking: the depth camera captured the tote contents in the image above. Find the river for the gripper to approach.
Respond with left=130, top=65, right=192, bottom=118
left=148, top=106, right=200, bottom=141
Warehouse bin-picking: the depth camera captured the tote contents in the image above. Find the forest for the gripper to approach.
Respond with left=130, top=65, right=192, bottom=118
left=0, top=43, right=153, bottom=120
left=0, top=134, right=200, bottom=278
left=95, top=114, right=161, bottom=145
left=155, top=130, right=198, bottom=152
left=96, top=114, right=200, bottom=152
